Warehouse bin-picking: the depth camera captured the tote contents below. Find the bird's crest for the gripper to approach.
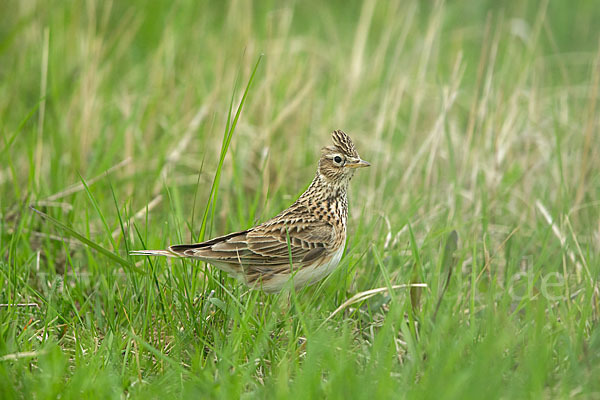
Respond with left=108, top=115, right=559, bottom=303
left=331, top=130, right=359, bottom=157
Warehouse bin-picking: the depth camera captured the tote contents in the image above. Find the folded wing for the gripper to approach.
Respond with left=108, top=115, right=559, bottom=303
left=168, top=219, right=334, bottom=268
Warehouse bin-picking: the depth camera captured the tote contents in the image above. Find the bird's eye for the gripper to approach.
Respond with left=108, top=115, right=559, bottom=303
left=333, top=156, right=343, bottom=164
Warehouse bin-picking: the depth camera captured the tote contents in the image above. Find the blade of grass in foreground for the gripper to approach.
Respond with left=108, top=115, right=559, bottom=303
left=30, top=207, right=143, bottom=274
left=197, top=54, right=263, bottom=242
left=78, top=172, right=119, bottom=252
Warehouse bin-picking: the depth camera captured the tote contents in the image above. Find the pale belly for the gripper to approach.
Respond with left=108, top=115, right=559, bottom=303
left=259, top=246, right=345, bottom=293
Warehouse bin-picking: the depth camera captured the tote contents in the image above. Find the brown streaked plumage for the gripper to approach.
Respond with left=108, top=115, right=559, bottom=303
left=131, top=130, right=370, bottom=293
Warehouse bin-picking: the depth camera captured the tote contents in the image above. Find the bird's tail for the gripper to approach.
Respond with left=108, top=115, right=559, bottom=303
left=130, top=249, right=179, bottom=257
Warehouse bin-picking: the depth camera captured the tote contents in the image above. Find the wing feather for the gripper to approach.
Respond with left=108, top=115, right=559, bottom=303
left=168, top=218, right=334, bottom=267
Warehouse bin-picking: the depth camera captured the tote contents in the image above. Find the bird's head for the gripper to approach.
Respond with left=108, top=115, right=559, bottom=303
left=318, top=130, right=370, bottom=185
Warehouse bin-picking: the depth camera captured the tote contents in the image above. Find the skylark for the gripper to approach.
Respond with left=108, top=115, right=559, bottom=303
left=131, top=130, right=370, bottom=293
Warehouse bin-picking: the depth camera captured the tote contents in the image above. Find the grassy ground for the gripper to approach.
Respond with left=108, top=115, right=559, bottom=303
left=1, top=0, right=600, bottom=398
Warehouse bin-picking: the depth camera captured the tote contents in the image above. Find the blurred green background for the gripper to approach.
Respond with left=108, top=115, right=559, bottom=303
left=1, top=0, right=599, bottom=398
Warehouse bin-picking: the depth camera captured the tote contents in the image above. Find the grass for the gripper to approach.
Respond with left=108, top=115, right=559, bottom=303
left=1, top=0, right=599, bottom=398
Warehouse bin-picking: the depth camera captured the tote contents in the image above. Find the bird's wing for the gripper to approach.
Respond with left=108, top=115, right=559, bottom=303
left=168, top=217, right=335, bottom=268
left=247, top=218, right=334, bottom=264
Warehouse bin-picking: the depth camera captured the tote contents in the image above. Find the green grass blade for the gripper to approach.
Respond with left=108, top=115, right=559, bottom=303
left=197, top=54, right=263, bottom=242
left=30, top=207, right=142, bottom=274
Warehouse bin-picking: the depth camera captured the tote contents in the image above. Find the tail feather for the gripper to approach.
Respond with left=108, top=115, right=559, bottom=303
left=130, top=249, right=179, bottom=257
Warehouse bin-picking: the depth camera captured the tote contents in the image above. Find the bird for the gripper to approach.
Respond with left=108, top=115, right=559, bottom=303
left=131, top=130, right=370, bottom=293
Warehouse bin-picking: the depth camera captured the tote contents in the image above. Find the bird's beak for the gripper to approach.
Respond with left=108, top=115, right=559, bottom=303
left=347, top=159, right=371, bottom=169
